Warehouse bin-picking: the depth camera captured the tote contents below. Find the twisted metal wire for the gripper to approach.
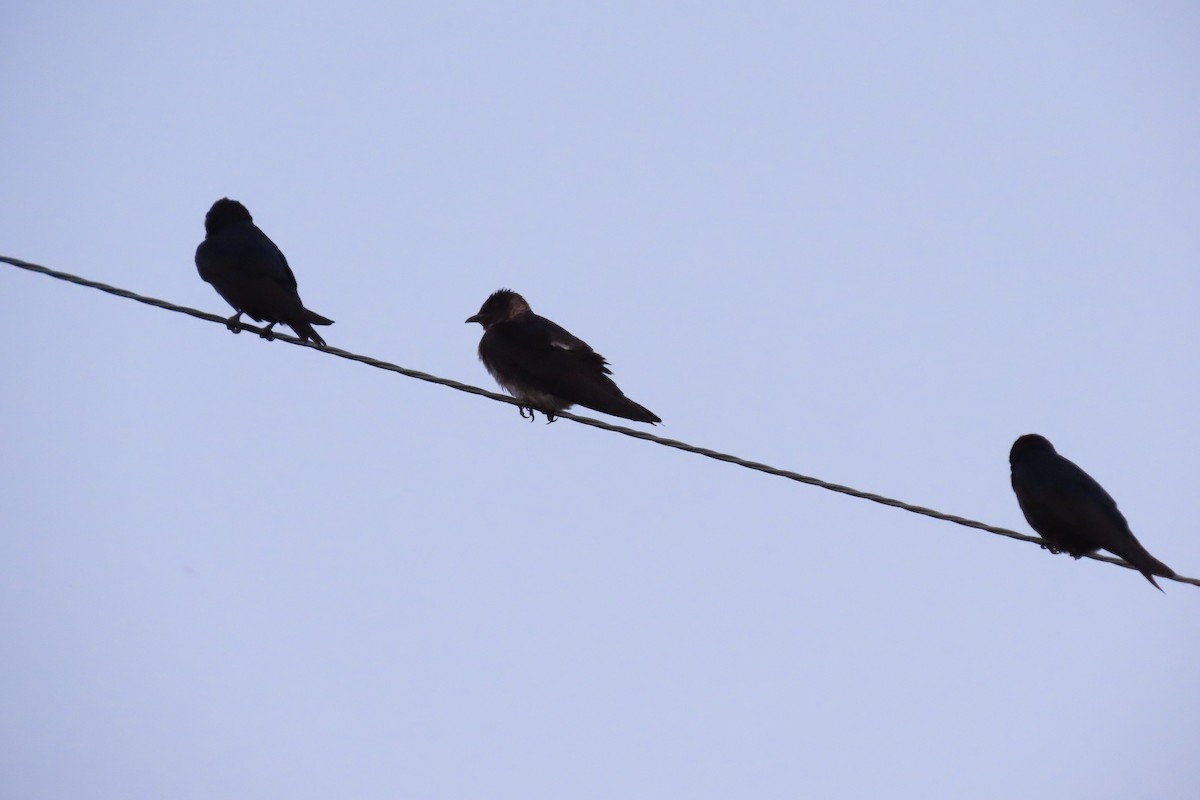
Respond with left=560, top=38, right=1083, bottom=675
left=5, top=254, right=1194, bottom=588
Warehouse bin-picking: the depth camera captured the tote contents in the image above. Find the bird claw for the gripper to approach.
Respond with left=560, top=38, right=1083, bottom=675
left=1040, top=542, right=1083, bottom=560
left=258, top=323, right=276, bottom=342
left=225, top=313, right=243, bottom=334
left=516, top=406, right=557, bottom=423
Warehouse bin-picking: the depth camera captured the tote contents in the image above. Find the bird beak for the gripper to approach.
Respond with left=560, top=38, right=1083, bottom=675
left=465, top=314, right=483, bottom=325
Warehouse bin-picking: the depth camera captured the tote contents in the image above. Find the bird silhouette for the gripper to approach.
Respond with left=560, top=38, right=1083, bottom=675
left=1010, top=433, right=1175, bottom=590
left=195, top=198, right=333, bottom=345
left=466, top=289, right=660, bottom=424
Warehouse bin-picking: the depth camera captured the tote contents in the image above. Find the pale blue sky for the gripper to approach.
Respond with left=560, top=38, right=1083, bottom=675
left=2, top=2, right=1198, bottom=798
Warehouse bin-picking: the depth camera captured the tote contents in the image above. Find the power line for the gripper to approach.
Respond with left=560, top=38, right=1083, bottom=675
left=5, top=253, right=1195, bottom=589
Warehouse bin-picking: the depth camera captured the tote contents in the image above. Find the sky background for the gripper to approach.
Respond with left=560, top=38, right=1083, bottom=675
left=2, top=2, right=1198, bottom=797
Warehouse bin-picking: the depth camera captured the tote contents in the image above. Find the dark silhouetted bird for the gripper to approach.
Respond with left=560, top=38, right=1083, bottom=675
left=465, top=289, right=661, bottom=424
left=1009, top=433, right=1175, bottom=590
left=195, top=198, right=333, bottom=345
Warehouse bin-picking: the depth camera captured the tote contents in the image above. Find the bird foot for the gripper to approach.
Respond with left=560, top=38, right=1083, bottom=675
left=516, top=406, right=557, bottom=423
left=258, top=323, right=277, bottom=342
left=225, top=313, right=243, bottom=334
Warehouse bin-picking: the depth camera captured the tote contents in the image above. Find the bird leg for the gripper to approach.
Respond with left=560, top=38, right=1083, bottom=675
left=258, top=323, right=277, bottom=342
left=225, top=312, right=244, bottom=334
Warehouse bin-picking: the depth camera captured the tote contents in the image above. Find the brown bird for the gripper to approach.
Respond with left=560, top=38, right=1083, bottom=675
left=195, top=198, right=333, bottom=345
left=1009, top=433, right=1175, bottom=590
left=466, top=289, right=660, bottom=424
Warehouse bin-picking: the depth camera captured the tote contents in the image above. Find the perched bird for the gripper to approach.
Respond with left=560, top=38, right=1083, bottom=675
left=465, top=289, right=661, bottom=424
left=195, top=198, right=333, bottom=345
left=1009, top=433, right=1175, bottom=590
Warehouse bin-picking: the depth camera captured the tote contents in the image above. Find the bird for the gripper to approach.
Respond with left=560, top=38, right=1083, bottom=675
left=194, top=198, right=334, bottom=345
left=465, top=289, right=661, bottom=424
left=1009, top=433, right=1175, bottom=590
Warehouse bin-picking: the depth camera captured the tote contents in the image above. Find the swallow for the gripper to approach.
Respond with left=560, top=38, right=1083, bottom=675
left=465, top=289, right=661, bottom=424
left=195, top=198, right=333, bottom=345
left=1009, top=433, right=1175, bottom=590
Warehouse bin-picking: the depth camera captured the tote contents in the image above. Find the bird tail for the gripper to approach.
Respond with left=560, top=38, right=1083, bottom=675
left=289, top=308, right=334, bottom=346
left=304, top=309, right=334, bottom=326
left=1120, top=547, right=1175, bottom=593
left=623, top=400, right=662, bottom=425
left=590, top=395, right=662, bottom=425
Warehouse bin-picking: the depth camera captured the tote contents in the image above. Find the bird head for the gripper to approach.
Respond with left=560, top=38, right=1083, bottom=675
left=466, top=289, right=531, bottom=327
left=204, top=198, right=253, bottom=237
left=1010, top=433, right=1056, bottom=465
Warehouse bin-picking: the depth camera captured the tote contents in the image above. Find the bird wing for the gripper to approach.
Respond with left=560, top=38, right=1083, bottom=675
left=482, top=315, right=619, bottom=395
left=196, top=221, right=311, bottom=325
left=529, top=315, right=606, bottom=362
left=268, top=237, right=300, bottom=289
left=244, top=225, right=298, bottom=288
left=1014, top=454, right=1132, bottom=547
left=197, top=222, right=298, bottom=289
